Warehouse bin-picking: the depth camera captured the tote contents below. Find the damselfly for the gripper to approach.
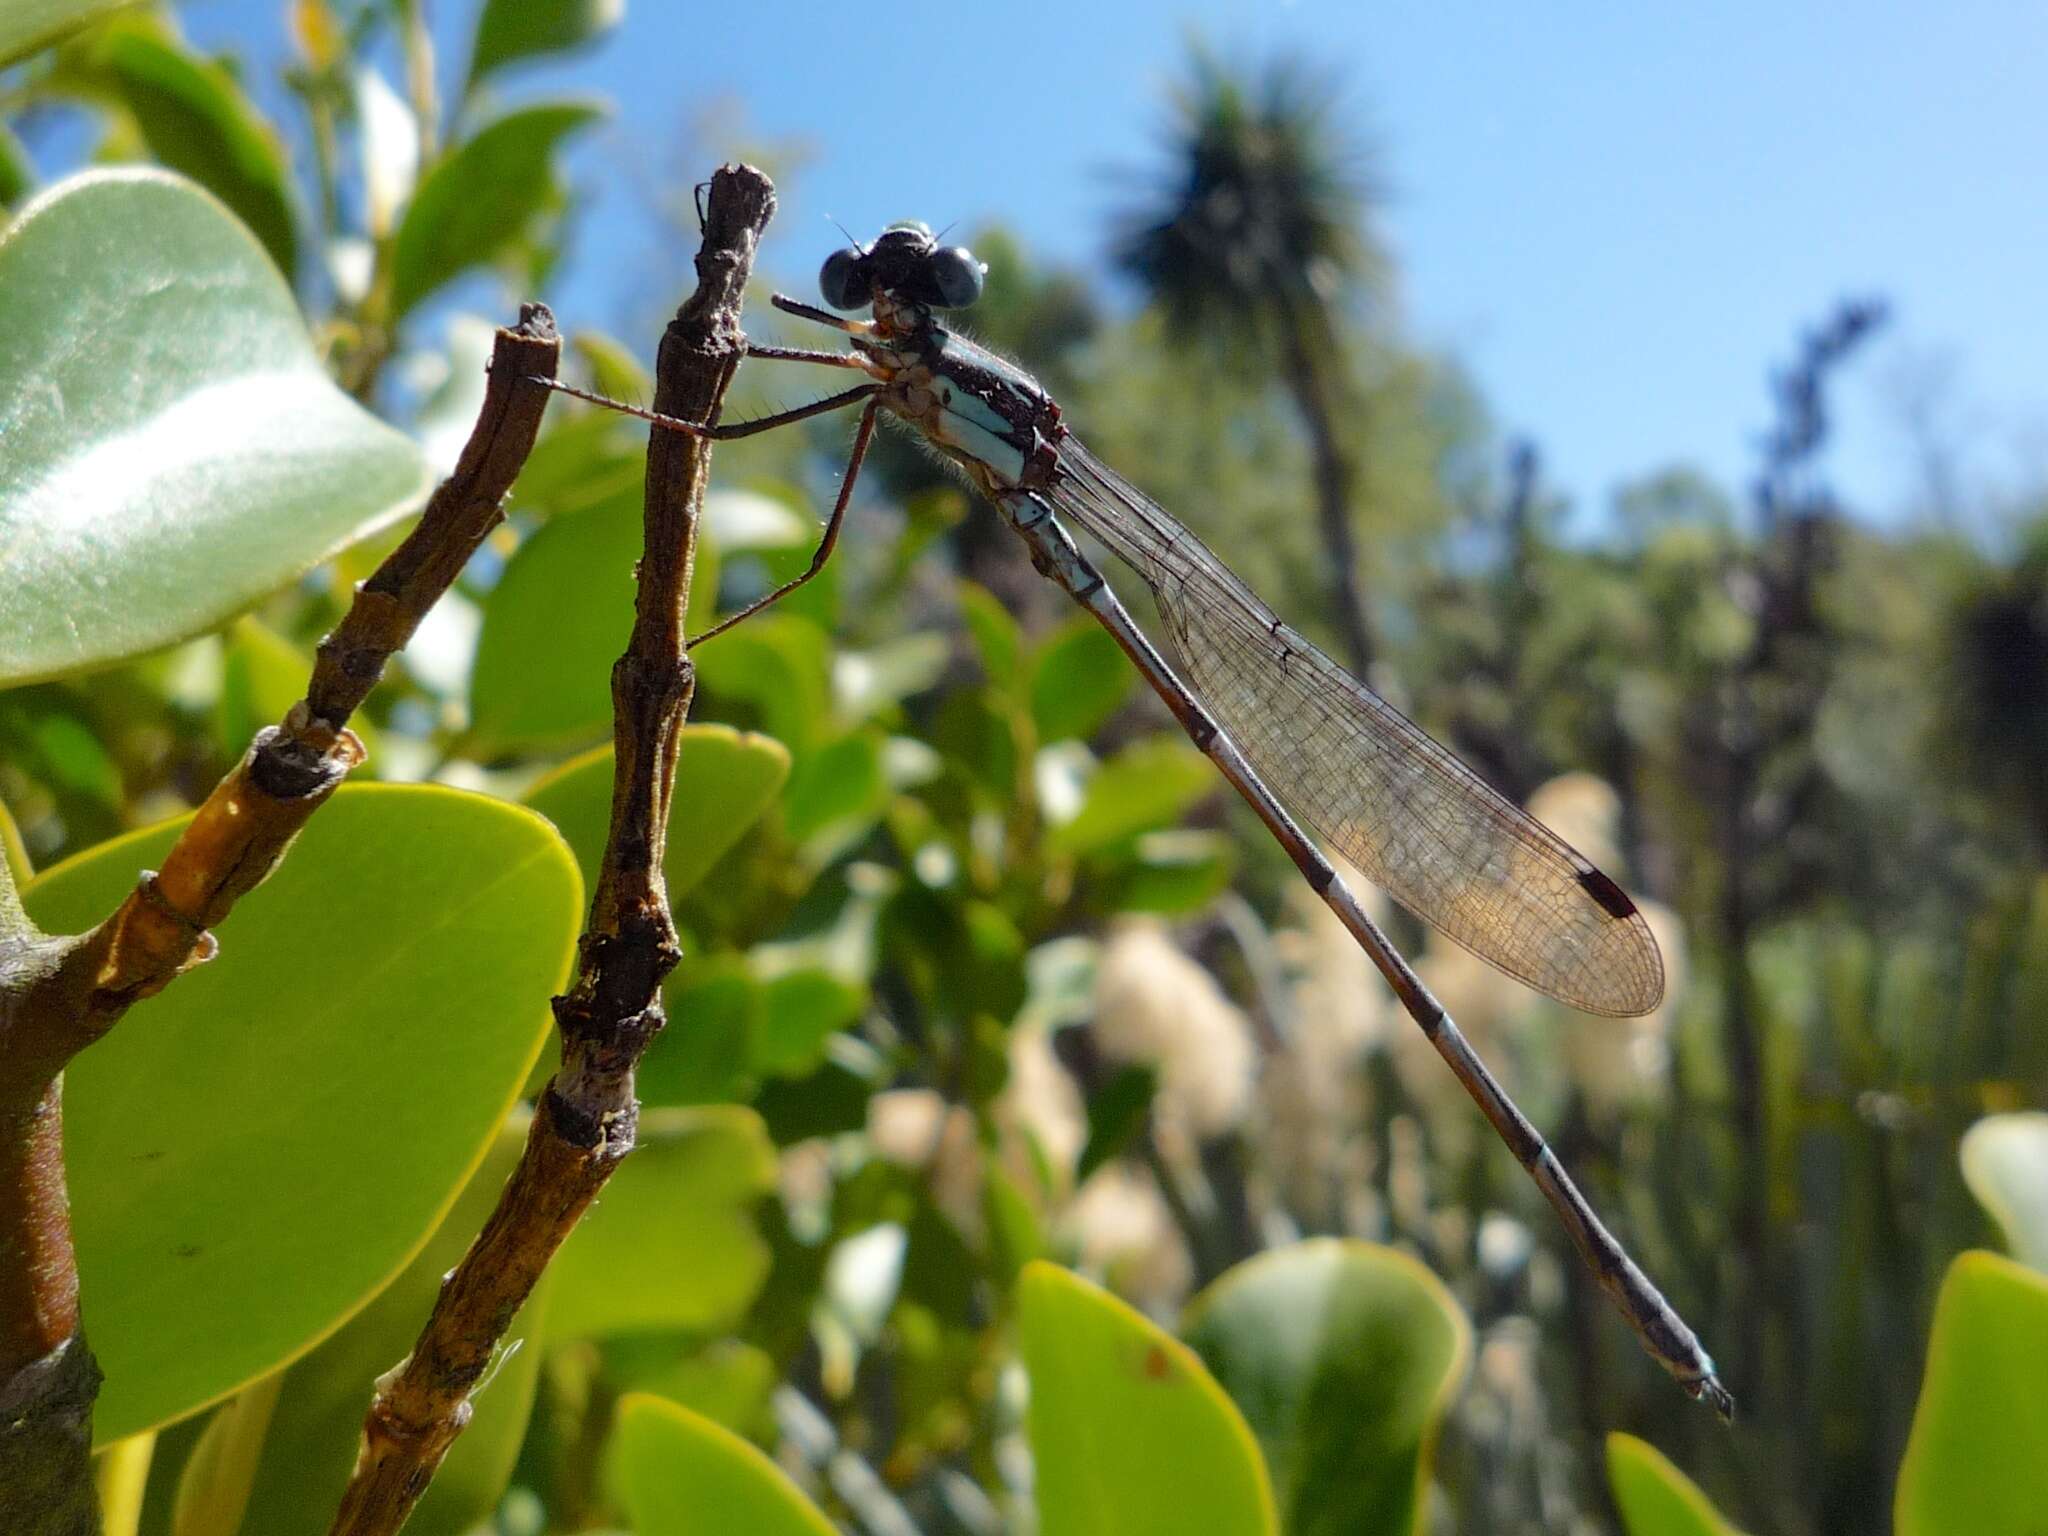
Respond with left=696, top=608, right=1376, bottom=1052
left=542, top=219, right=1733, bottom=1418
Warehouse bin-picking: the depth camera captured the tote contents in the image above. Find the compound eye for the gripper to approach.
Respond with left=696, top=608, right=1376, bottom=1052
left=819, top=247, right=868, bottom=310
left=926, top=246, right=986, bottom=309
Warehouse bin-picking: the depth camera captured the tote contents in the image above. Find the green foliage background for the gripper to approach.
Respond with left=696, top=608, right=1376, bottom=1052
left=2, top=3, right=2045, bottom=1534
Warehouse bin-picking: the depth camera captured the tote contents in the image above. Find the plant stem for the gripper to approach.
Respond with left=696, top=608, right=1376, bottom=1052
left=321, top=164, right=777, bottom=1536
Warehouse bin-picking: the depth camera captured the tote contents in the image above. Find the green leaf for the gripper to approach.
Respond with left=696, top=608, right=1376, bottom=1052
left=643, top=957, right=759, bottom=1106
left=468, top=485, right=717, bottom=754
left=466, top=0, right=623, bottom=97
left=611, top=1393, right=837, bottom=1536
left=217, top=616, right=378, bottom=773
left=693, top=614, right=834, bottom=755
left=1030, top=615, right=1134, bottom=742
left=58, top=13, right=299, bottom=275
left=1895, top=1251, right=2048, bottom=1536
left=22, top=784, right=581, bottom=1441
left=0, top=0, right=139, bottom=71
left=571, top=327, right=650, bottom=403
left=1018, top=1261, right=1278, bottom=1536
left=1606, top=1434, right=1745, bottom=1536
left=1051, top=737, right=1216, bottom=856
left=388, top=100, right=602, bottom=320
left=0, top=122, right=33, bottom=207
left=1077, top=1064, right=1157, bottom=1184
left=546, top=1106, right=777, bottom=1339
left=1182, top=1240, right=1470, bottom=1536
left=782, top=729, right=885, bottom=846
left=835, top=633, right=949, bottom=720
left=753, top=967, right=866, bottom=1078
left=0, top=169, right=430, bottom=685
left=523, top=724, right=791, bottom=897
left=1960, top=1112, right=2048, bottom=1272
left=960, top=582, right=1022, bottom=685
left=1094, top=829, right=1235, bottom=916
left=0, top=795, right=30, bottom=888
left=234, top=1122, right=550, bottom=1535
left=169, top=1374, right=281, bottom=1536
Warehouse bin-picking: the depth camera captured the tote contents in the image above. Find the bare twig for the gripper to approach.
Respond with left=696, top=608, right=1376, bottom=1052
left=322, top=164, right=776, bottom=1536
left=0, top=306, right=561, bottom=1533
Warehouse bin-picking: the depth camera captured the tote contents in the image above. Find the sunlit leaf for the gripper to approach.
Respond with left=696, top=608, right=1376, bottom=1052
left=468, top=486, right=717, bottom=755
left=465, top=0, right=623, bottom=96
left=168, top=1374, right=280, bottom=1536
left=523, top=724, right=790, bottom=898
left=1895, top=1251, right=2048, bottom=1536
left=388, top=100, right=603, bottom=319
left=0, top=0, right=138, bottom=72
left=1018, top=1261, right=1277, bottom=1536
left=1182, top=1240, right=1470, bottom=1536
left=234, top=1123, right=549, bottom=1535
left=611, top=1393, right=837, bottom=1536
left=1051, top=736, right=1216, bottom=855
left=0, top=170, right=430, bottom=685
left=753, top=967, right=866, bottom=1078
left=571, top=328, right=650, bottom=402
left=693, top=614, right=835, bottom=755
left=546, top=1106, right=777, bottom=1338
left=22, top=785, right=580, bottom=1441
left=1030, top=615, right=1133, bottom=743
left=959, top=582, right=1022, bottom=686
left=1606, top=1434, right=1745, bottom=1536
left=1960, top=1112, right=2048, bottom=1271
left=57, top=13, right=299, bottom=274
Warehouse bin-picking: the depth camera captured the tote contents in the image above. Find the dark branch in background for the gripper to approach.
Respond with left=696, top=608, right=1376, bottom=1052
left=322, top=163, right=777, bottom=1536
left=0, top=307, right=561, bottom=1535
left=1709, top=296, right=1885, bottom=1511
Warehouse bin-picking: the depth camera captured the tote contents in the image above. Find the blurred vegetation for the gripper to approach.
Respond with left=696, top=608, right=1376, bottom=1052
left=3, top=4, right=2045, bottom=1534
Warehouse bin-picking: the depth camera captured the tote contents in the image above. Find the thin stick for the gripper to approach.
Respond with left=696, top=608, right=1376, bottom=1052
left=321, top=164, right=779, bottom=1536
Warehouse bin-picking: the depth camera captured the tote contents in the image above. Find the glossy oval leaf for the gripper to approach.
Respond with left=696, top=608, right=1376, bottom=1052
left=1018, top=1261, right=1277, bottom=1536
left=389, top=100, right=602, bottom=320
left=234, top=1121, right=549, bottom=1536
left=466, top=0, right=622, bottom=96
left=0, top=169, right=430, bottom=685
left=546, top=1106, right=777, bottom=1339
left=611, top=1393, right=837, bottom=1536
left=467, top=486, right=718, bottom=755
left=57, top=13, right=298, bottom=275
left=1181, top=1239, right=1470, bottom=1536
left=523, top=724, right=790, bottom=899
left=1960, top=1112, right=2048, bottom=1272
left=22, top=784, right=580, bottom=1441
left=1606, top=1434, right=1745, bottom=1536
left=0, top=0, right=139, bottom=68
left=1895, top=1250, right=2048, bottom=1536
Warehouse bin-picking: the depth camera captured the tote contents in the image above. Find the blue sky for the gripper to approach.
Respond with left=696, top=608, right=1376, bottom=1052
left=182, top=0, right=2048, bottom=528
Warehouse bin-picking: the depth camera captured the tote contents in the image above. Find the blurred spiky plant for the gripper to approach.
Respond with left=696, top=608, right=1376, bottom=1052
left=1114, top=45, right=1387, bottom=676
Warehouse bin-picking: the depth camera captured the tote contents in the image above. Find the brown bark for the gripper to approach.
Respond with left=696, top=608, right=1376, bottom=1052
left=322, top=163, right=776, bottom=1536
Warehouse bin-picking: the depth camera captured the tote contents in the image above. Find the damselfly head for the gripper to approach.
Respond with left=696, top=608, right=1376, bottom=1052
left=818, top=222, right=987, bottom=313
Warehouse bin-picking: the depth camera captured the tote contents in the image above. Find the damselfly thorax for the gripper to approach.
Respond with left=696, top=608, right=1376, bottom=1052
left=853, top=309, right=1067, bottom=500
